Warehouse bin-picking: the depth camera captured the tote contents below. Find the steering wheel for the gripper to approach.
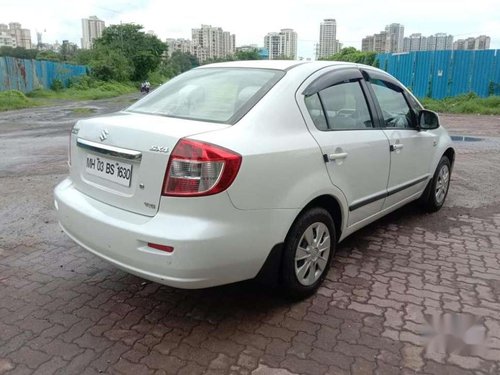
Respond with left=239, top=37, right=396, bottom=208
left=337, top=108, right=355, bottom=118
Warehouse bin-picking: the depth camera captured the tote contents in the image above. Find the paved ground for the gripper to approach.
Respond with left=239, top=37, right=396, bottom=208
left=0, top=98, right=500, bottom=374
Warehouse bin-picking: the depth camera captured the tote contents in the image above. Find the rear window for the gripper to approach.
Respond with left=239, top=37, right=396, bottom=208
left=127, top=68, right=285, bottom=124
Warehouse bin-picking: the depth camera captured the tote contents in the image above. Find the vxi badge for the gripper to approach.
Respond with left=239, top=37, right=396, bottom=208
left=149, top=146, right=169, bottom=153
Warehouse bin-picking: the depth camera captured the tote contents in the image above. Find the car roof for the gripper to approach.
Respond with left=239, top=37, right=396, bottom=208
left=197, top=60, right=395, bottom=81
left=198, top=60, right=357, bottom=71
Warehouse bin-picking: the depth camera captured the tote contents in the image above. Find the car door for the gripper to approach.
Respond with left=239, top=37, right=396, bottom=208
left=363, top=71, right=437, bottom=209
left=297, top=68, right=390, bottom=227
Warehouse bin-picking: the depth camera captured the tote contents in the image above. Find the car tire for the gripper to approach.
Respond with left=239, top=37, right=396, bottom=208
left=281, top=207, right=336, bottom=299
left=421, top=156, right=451, bottom=212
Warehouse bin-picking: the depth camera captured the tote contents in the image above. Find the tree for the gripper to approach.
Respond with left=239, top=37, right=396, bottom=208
left=200, top=48, right=262, bottom=66
left=0, top=46, right=38, bottom=59
left=36, top=50, right=61, bottom=62
left=275, top=54, right=294, bottom=60
left=74, top=49, right=95, bottom=65
left=234, top=48, right=261, bottom=61
left=201, top=55, right=235, bottom=65
left=93, top=24, right=167, bottom=81
left=169, top=51, right=199, bottom=74
left=320, top=47, right=377, bottom=66
left=158, top=51, right=199, bottom=79
left=88, top=48, right=132, bottom=82
left=60, top=41, right=79, bottom=62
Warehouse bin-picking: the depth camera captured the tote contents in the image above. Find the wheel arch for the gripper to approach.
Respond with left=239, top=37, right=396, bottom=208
left=294, top=194, right=344, bottom=242
left=443, top=147, right=455, bottom=170
left=253, top=193, right=345, bottom=287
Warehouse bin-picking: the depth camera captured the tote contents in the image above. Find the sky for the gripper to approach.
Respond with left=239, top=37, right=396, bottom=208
left=1, top=0, right=499, bottom=59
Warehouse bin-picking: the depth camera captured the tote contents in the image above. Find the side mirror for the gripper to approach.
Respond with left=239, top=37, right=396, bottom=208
left=418, top=109, right=440, bottom=130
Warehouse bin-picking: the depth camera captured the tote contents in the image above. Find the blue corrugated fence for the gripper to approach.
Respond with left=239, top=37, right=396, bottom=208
left=0, top=57, right=88, bottom=93
left=376, top=50, right=500, bottom=99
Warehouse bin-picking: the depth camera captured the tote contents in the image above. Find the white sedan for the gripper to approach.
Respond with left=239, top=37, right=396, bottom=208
left=54, top=60, right=454, bottom=298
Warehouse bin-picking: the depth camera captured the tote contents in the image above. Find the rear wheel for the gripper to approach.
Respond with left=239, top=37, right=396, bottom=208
left=281, top=207, right=336, bottom=299
left=421, top=156, right=451, bottom=212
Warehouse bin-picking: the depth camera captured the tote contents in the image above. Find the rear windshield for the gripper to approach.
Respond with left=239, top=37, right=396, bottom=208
left=127, top=68, right=285, bottom=124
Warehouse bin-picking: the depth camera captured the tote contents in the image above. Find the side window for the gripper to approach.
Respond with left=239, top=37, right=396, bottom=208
left=370, top=79, right=415, bottom=129
left=304, top=94, right=328, bottom=130
left=304, top=81, right=373, bottom=131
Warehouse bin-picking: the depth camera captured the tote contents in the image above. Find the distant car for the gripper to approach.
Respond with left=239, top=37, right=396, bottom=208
left=54, top=61, right=454, bottom=298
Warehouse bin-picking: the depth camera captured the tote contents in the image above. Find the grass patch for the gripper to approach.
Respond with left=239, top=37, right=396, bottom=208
left=27, top=80, right=136, bottom=101
left=421, top=93, right=500, bottom=115
left=1, top=78, right=136, bottom=112
left=0, top=90, right=40, bottom=111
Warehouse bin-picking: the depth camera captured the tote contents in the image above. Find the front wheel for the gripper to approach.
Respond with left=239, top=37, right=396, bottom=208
left=421, top=156, right=451, bottom=212
left=281, top=207, right=336, bottom=299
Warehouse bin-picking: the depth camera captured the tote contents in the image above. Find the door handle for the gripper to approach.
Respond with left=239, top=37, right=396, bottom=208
left=328, top=152, right=348, bottom=161
left=390, top=144, right=404, bottom=152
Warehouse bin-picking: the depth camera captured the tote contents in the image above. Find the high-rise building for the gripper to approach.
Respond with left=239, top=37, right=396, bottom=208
left=280, top=29, right=297, bottom=59
left=384, top=23, right=404, bottom=53
left=191, top=25, right=235, bottom=63
left=361, top=35, right=374, bottom=52
left=81, top=16, right=105, bottom=49
left=165, top=38, right=193, bottom=57
left=465, top=38, right=476, bottom=49
left=427, top=33, right=453, bottom=51
left=264, top=32, right=281, bottom=60
left=474, top=35, right=491, bottom=50
left=362, top=23, right=403, bottom=53
left=264, top=28, right=297, bottom=60
left=453, top=35, right=491, bottom=50
left=373, top=32, right=388, bottom=52
left=0, top=31, right=16, bottom=48
left=362, top=32, right=388, bottom=53
left=0, top=24, right=16, bottom=48
left=317, top=19, right=337, bottom=59
left=0, top=22, right=32, bottom=49
left=36, top=32, right=43, bottom=48
left=403, top=33, right=425, bottom=52
left=402, top=33, right=453, bottom=52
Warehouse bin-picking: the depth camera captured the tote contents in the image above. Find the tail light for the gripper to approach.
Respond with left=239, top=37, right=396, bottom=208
left=162, top=139, right=242, bottom=197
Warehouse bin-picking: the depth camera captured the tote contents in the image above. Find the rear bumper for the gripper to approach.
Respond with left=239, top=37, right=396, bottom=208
left=54, top=178, right=297, bottom=288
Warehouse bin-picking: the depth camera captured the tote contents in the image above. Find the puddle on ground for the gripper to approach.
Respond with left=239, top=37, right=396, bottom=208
left=451, top=135, right=483, bottom=142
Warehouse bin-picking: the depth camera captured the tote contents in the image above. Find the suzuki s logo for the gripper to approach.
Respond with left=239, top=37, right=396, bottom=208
left=99, top=129, right=109, bottom=142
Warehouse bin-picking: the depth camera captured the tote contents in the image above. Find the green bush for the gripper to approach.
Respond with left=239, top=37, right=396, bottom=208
left=320, top=47, right=377, bottom=66
left=68, top=76, right=101, bottom=90
left=50, top=79, right=65, bottom=91
left=147, top=70, right=168, bottom=86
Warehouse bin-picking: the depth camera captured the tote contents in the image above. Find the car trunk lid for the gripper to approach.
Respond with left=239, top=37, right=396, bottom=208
left=70, top=111, right=229, bottom=216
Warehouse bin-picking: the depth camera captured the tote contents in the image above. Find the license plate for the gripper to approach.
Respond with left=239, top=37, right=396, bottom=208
left=85, top=154, right=132, bottom=187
